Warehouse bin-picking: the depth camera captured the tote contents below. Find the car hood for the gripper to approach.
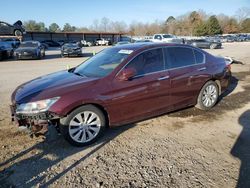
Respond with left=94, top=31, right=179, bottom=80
left=12, top=70, right=99, bottom=104
left=15, top=47, right=37, bottom=52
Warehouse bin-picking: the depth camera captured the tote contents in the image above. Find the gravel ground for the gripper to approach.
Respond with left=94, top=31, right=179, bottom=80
left=0, top=43, right=250, bottom=188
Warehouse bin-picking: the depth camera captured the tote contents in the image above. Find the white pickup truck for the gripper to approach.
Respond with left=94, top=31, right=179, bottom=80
left=152, top=34, right=183, bottom=44
left=95, top=38, right=110, bottom=46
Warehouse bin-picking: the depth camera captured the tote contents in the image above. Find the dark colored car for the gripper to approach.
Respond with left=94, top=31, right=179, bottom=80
left=187, top=39, right=222, bottom=49
left=226, top=35, right=236, bottom=42
left=10, top=43, right=231, bottom=146
left=0, top=48, right=3, bottom=60
left=61, top=43, right=82, bottom=57
left=0, top=20, right=25, bottom=36
left=0, top=37, right=20, bottom=48
left=40, top=40, right=61, bottom=47
left=0, top=41, right=14, bottom=60
left=15, top=41, right=45, bottom=60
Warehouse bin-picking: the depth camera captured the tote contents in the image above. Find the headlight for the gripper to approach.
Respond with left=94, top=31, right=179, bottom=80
left=16, top=97, right=60, bottom=114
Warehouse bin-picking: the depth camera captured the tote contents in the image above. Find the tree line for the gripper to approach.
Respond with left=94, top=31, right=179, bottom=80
left=23, top=7, right=250, bottom=36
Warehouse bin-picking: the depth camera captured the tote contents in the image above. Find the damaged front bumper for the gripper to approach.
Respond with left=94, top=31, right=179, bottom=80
left=10, top=105, right=60, bottom=137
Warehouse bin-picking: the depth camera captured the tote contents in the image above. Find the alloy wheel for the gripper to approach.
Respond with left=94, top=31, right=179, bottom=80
left=68, top=111, right=101, bottom=143
left=202, top=85, right=217, bottom=107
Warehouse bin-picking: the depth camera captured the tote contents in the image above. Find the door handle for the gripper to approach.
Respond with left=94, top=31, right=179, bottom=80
left=197, top=67, right=206, bottom=71
left=158, top=75, right=170, bottom=81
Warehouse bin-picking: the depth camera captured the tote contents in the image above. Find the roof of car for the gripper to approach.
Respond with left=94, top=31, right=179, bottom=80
left=112, top=42, right=188, bottom=51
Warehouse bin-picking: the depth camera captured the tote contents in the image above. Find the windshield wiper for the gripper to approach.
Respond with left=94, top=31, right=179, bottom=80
left=73, top=72, right=85, bottom=77
left=67, top=68, right=85, bottom=77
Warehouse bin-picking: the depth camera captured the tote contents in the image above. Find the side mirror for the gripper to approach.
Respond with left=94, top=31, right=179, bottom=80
left=117, top=68, right=136, bottom=81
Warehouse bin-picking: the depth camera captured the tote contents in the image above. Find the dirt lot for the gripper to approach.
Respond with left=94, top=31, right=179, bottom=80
left=0, top=43, right=250, bottom=188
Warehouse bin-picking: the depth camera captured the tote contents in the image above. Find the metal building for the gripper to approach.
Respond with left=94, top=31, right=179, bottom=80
left=23, top=31, right=124, bottom=43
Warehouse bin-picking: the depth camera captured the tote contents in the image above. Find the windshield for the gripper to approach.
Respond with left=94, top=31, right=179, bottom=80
left=74, top=48, right=131, bottom=77
left=163, top=34, right=174, bottom=39
left=19, top=42, right=38, bottom=48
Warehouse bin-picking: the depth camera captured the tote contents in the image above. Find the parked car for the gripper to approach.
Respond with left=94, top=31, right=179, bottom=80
left=14, top=41, right=45, bottom=60
left=0, top=20, right=25, bottom=36
left=219, top=36, right=228, bottom=43
left=81, top=40, right=93, bottom=47
left=226, top=35, right=236, bottom=42
left=186, top=39, right=222, bottom=49
left=0, top=47, right=4, bottom=60
left=0, top=41, right=14, bottom=59
left=152, top=34, right=183, bottom=44
left=40, top=43, right=49, bottom=49
left=10, top=43, right=231, bottom=146
left=95, top=38, right=110, bottom=46
left=235, top=34, right=247, bottom=42
left=57, top=40, right=66, bottom=46
left=61, top=43, right=82, bottom=57
left=40, top=40, right=61, bottom=47
left=0, top=37, right=20, bottom=48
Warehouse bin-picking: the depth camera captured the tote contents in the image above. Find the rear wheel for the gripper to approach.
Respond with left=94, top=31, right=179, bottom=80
left=60, top=105, right=106, bottom=147
left=14, top=30, right=23, bottom=36
left=196, top=81, right=219, bottom=110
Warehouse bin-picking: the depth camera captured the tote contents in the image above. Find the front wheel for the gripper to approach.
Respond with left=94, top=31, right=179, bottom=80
left=210, top=43, right=217, bottom=49
left=196, top=81, right=219, bottom=110
left=60, top=105, right=106, bottom=147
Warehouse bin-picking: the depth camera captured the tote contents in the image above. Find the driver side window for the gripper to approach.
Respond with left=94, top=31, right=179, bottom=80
left=125, top=48, right=164, bottom=76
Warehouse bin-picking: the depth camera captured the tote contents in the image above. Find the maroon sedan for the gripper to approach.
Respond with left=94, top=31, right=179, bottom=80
left=11, top=43, right=231, bottom=146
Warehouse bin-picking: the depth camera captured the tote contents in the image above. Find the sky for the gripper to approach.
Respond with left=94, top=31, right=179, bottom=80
left=1, top=0, right=250, bottom=28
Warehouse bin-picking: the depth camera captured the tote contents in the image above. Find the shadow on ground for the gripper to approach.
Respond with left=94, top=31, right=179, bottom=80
left=231, top=110, right=250, bottom=188
left=0, top=125, right=134, bottom=187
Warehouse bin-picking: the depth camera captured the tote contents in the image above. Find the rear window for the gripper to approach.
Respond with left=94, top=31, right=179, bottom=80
left=164, top=47, right=195, bottom=69
left=194, top=50, right=205, bottom=64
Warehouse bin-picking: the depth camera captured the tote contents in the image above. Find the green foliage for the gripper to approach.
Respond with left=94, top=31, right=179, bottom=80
left=193, top=22, right=208, bottom=36
left=166, top=16, right=175, bottom=24
left=63, top=23, right=76, bottom=32
left=193, top=15, right=223, bottom=36
left=49, top=23, right=60, bottom=32
left=189, top=11, right=201, bottom=24
left=24, top=20, right=47, bottom=31
left=206, top=15, right=222, bottom=35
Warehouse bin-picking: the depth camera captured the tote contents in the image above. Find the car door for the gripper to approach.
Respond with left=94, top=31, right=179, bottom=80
left=164, top=47, right=201, bottom=109
left=0, top=22, right=11, bottom=34
left=109, top=48, right=171, bottom=125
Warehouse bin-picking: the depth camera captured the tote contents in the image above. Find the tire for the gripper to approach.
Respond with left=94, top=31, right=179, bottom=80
left=37, top=52, right=41, bottom=59
left=210, top=43, right=217, bottom=49
left=60, top=105, right=106, bottom=147
left=10, top=50, right=14, bottom=58
left=195, top=81, right=219, bottom=110
left=14, top=30, right=23, bottom=36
